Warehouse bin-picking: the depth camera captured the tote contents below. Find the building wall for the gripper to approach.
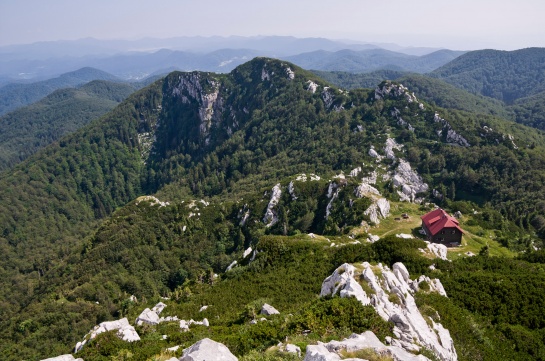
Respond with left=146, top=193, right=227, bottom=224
left=432, top=227, right=462, bottom=246
left=421, top=222, right=462, bottom=247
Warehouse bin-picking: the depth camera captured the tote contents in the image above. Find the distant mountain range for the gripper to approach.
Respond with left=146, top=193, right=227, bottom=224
left=0, top=36, right=457, bottom=82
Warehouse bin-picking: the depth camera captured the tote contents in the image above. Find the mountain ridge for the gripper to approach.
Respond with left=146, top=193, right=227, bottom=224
left=1, top=58, right=545, bottom=359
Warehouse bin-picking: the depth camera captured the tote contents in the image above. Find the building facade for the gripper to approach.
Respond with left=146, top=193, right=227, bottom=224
left=421, top=208, right=463, bottom=247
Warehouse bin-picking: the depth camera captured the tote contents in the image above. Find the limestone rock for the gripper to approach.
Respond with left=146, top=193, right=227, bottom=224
left=325, top=331, right=428, bottom=361
left=261, top=303, right=280, bottom=315
left=384, top=138, right=403, bottom=160
left=304, top=344, right=340, bottom=361
left=41, top=355, right=83, bottom=361
left=320, top=264, right=370, bottom=305
left=152, top=302, right=167, bottom=315
left=263, top=184, right=282, bottom=227
left=226, top=260, right=237, bottom=272
left=369, top=148, right=380, bottom=159
left=321, top=262, right=457, bottom=361
left=136, top=308, right=160, bottom=326
left=426, top=242, right=448, bottom=261
left=306, top=80, right=319, bottom=93
left=181, top=338, right=238, bottom=361
left=75, top=317, right=140, bottom=352
left=243, top=247, right=253, bottom=258
left=285, top=343, right=302, bottom=356
left=393, top=160, right=428, bottom=202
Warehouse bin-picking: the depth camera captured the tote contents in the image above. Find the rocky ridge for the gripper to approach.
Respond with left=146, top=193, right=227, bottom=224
left=320, top=262, right=456, bottom=361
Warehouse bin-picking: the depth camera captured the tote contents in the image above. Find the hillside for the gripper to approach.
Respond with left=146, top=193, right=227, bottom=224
left=430, top=48, right=545, bottom=104
left=313, top=70, right=511, bottom=119
left=284, top=49, right=465, bottom=74
left=0, top=67, right=120, bottom=115
left=0, top=58, right=545, bottom=359
left=0, top=80, right=136, bottom=171
left=311, top=69, right=408, bottom=89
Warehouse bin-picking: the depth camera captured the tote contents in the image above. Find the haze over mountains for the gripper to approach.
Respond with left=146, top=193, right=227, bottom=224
left=0, top=36, right=458, bottom=82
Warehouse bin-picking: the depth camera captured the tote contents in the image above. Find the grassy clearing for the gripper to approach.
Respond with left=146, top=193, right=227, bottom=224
left=362, top=202, right=516, bottom=259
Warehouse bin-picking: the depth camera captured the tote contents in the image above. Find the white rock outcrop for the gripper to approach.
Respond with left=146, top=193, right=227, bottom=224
left=433, top=113, right=470, bottom=147
left=320, top=264, right=370, bottom=305
left=181, top=338, right=238, bottom=361
left=424, top=242, right=448, bottom=261
left=261, top=303, right=280, bottom=315
left=384, top=138, right=403, bottom=160
left=392, top=160, right=428, bottom=202
left=321, top=262, right=457, bottom=361
left=179, top=318, right=210, bottom=331
left=135, top=195, right=170, bottom=207
left=136, top=308, right=160, bottom=326
left=375, top=82, right=418, bottom=103
left=306, top=80, right=319, bottom=93
left=304, top=344, right=340, bottom=361
left=75, top=318, right=140, bottom=352
left=319, top=331, right=429, bottom=361
left=263, top=184, right=282, bottom=227
left=285, top=343, right=302, bottom=356
left=41, top=355, right=83, bottom=361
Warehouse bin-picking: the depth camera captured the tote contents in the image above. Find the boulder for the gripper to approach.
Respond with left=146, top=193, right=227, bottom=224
left=285, top=343, right=302, bottom=356
left=320, top=264, right=370, bottom=306
left=75, top=317, right=140, bottom=352
left=136, top=308, right=160, bottom=326
left=151, top=302, right=167, bottom=315
left=260, top=303, right=280, bottom=315
left=181, top=338, right=238, bottom=361
left=426, top=242, right=448, bottom=260
left=303, top=344, right=340, bottom=361
left=243, top=247, right=253, bottom=258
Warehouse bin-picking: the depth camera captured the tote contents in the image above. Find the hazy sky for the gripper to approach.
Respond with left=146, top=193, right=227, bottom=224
left=1, top=0, right=544, bottom=50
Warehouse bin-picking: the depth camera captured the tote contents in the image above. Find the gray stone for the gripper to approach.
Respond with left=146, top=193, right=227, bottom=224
left=263, top=184, right=282, bottom=227
left=320, top=264, right=370, bottom=306
left=260, top=303, right=280, bottom=315
left=304, top=344, right=340, bottom=361
left=75, top=317, right=140, bottom=352
left=285, top=343, right=302, bottom=356
left=181, top=338, right=238, bottom=361
left=151, top=302, right=167, bottom=315
left=136, top=308, right=160, bottom=326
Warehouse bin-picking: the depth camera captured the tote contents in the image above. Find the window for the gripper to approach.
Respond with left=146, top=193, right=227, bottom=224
left=441, top=230, right=445, bottom=235
left=452, top=230, right=456, bottom=234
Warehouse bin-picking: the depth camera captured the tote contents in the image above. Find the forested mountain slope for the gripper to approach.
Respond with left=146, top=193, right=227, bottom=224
left=0, top=67, right=120, bottom=115
left=0, top=80, right=136, bottom=171
left=1, top=58, right=545, bottom=359
left=284, top=48, right=464, bottom=73
left=430, top=48, right=545, bottom=104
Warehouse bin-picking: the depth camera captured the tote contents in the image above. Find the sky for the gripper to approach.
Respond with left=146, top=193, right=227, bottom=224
left=1, top=0, right=544, bottom=50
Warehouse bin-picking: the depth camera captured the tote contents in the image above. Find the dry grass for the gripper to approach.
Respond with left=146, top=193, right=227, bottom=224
left=339, top=348, right=394, bottom=361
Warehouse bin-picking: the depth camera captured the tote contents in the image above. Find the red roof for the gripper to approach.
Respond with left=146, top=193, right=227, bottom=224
left=421, top=208, right=464, bottom=236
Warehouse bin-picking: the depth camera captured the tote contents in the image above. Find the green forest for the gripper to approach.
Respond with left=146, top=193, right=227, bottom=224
left=0, top=56, right=544, bottom=360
